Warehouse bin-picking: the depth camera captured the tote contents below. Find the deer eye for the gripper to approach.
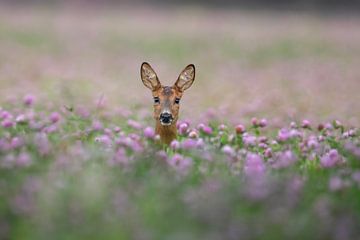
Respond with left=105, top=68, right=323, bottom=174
left=174, top=98, right=180, bottom=104
left=154, top=97, right=160, bottom=104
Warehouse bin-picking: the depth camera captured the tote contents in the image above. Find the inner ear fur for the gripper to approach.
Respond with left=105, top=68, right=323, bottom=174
left=174, top=64, right=195, bottom=92
left=141, top=62, right=161, bottom=91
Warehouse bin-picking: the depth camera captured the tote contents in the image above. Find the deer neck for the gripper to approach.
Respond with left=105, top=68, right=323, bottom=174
left=155, top=121, right=177, bottom=145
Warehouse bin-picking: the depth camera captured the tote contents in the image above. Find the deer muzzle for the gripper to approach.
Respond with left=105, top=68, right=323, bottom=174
left=159, top=111, right=173, bottom=126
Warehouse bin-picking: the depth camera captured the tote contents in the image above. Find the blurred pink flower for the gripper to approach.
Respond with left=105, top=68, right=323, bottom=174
left=196, top=138, right=205, bottom=148
left=15, top=114, right=27, bottom=123
left=95, top=135, right=112, bottom=147
left=251, top=117, right=258, bottom=127
left=10, top=137, right=24, bottom=149
left=188, top=130, right=198, bottom=138
left=170, top=140, right=180, bottom=150
left=272, top=150, right=297, bottom=169
left=290, top=121, right=297, bottom=128
left=201, top=125, right=213, bottom=135
left=127, top=119, right=142, bottom=130
left=258, top=143, right=267, bottom=149
left=244, top=153, right=266, bottom=176
left=218, top=124, right=227, bottom=131
left=154, top=134, right=161, bottom=141
left=264, top=148, right=272, bottom=158
left=222, top=145, right=236, bottom=157
left=143, top=127, right=155, bottom=139
left=277, top=128, right=290, bottom=142
left=320, top=149, right=342, bottom=168
left=113, top=126, right=121, bottom=133
left=167, top=154, right=192, bottom=174
left=181, top=139, right=198, bottom=150
left=0, top=138, right=10, bottom=151
left=35, top=133, right=51, bottom=156
left=235, top=124, right=246, bottom=134
left=301, top=119, right=311, bottom=129
left=0, top=110, right=11, bottom=119
left=92, top=120, right=103, bottom=131
left=29, top=120, right=44, bottom=130
left=324, top=123, right=333, bottom=130
left=1, top=119, right=14, bottom=128
left=197, top=123, right=213, bottom=135
left=197, top=123, right=205, bottom=130
left=200, top=151, right=213, bottom=162
left=258, top=136, right=268, bottom=143
left=329, top=176, right=343, bottom=192
left=109, top=148, right=128, bottom=166
left=116, top=136, right=143, bottom=153
left=333, top=120, right=342, bottom=129
left=49, top=112, right=61, bottom=123
left=23, top=94, right=35, bottom=106
left=351, top=171, right=360, bottom=186
left=76, top=106, right=90, bottom=118
left=342, top=129, right=356, bottom=139
left=318, top=135, right=325, bottom=142
left=16, top=152, right=32, bottom=167
left=156, top=150, right=168, bottom=161
left=129, top=133, right=141, bottom=141
left=1, top=154, right=15, bottom=168
left=307, top=136, right=319, bottom=149
left=290, top=129, right=302, bottom=138
left=288, top=176, right=304, bottom=193
left=277, top=128, right=302, bottom=142
left=104, top=128, right=113, bottom=137
left=259, top=118, right=268, bottom=128
left=178, top=122, right=189, bottom=135
left=243, top=133, right=256, bottom=146
left=43, top=125, right=58, bottom=134
left=344, top=142, right=360, bottom=158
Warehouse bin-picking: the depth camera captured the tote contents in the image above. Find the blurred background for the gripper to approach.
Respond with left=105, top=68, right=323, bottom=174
left=0, top=0, right=359, bottom=125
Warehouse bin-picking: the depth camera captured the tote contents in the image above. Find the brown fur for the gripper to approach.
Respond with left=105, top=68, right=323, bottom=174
left=141, top=62, right=195, bottom=144
left=152, top=86, right=181, bottom=144
left=155, top=122, right=177, bottom=145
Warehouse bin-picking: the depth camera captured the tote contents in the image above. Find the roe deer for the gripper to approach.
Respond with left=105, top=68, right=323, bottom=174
left=141, top=62, right=195, bottom=144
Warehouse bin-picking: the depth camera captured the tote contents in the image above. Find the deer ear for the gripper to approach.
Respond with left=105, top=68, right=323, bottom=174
left=141, top=62, right=161, bottom=91
left=174, top=64, right=195, bottom=92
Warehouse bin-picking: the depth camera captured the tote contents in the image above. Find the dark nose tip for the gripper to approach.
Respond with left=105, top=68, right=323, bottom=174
left=160, top=112, right=173, bottom=123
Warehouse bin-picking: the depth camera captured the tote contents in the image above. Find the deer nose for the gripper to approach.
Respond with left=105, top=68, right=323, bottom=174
left=159, top=112, right=173, bottom=125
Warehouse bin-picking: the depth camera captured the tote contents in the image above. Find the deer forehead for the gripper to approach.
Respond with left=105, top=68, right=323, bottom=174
left=154, top=86, right=182, bottom=99
left=162, top=86, right=173, bottom=96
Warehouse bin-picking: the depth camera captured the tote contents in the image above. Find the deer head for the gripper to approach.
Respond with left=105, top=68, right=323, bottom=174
left=141, top=62, right=195, bottom=144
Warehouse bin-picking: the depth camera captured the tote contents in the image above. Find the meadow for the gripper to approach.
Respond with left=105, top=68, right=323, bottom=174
left=0, top=5, right=360, bottom=240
